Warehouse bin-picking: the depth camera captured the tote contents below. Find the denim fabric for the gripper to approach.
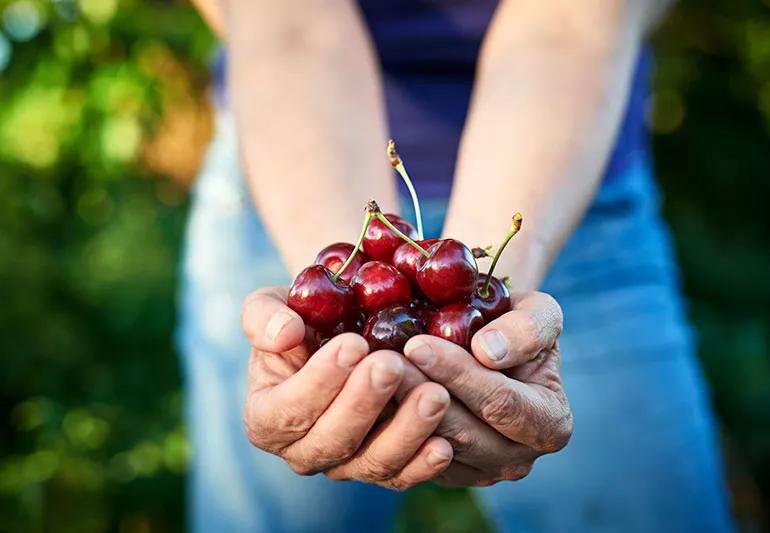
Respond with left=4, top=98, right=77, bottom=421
left=176, top=111, right=734, bottom=532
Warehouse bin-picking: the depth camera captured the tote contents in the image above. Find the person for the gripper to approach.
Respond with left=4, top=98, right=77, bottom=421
left=178, top=0, right=735, bottom=531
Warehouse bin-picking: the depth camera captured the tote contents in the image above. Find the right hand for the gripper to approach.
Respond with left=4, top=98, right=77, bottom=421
left=240, top=287, right=454, bottom=490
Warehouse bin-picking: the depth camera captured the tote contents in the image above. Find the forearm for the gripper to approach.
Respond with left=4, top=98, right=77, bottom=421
left=225, top=1, right=396, bottom=275
left=444, top=1, right=656, bottom=291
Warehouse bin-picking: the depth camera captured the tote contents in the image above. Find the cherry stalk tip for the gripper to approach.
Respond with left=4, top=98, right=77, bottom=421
left=367, top=199, right=381, bottom=214
left=387, top=139, right=401, bottom=168
left=480, top=212, right=524, bottom=296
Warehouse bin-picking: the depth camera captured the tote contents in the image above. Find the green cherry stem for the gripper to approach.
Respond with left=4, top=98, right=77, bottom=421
left=388, top=140, right=424, bottom=240
left=331, top=203, right=376, bottom=282
left=479, top=213, right=523, bottom=297
left=373, top=210, right=430, bottom=258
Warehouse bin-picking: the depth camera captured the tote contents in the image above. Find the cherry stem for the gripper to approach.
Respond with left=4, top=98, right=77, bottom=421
left=388, top=140, right=424, bottom=240
left=374, top=211, right=430, bottom=258
left=479, top=213, right=523, bottom=297
left=332, top=204, right=376, bottom=282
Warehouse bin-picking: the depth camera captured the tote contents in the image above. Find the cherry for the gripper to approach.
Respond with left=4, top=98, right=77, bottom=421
left=314, top=242, right=368, bottom=284
left=428, top=303, right=484, bottom=350
left=393, top=239, right=439, bottom=285
left=410, top=298, right=437, bottom=326
left=287, top=265, right=354, bottom=329
left=363, top=304, right=424, bottom=352
left=351, top=261, right=412, bottom=314
left=313, top=309, right=366, bottom=349
left=362, top=213, right=418, bottom=263
left=470, top=274, right=511, bottom=322
left=471, top=213, right=522, bottom=321
left=416, top=239, right=478, bottom=305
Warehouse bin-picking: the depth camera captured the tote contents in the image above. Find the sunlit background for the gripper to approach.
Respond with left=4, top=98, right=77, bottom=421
left=0, top=0, right=768, bottom=531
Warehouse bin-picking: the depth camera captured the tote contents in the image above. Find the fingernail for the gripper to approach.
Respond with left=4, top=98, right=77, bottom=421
left=417, top=393, right=449, bottom=419
left=371, top=360, right=403, bottom=391
left=265, top=311, right=294, bottom=342
left=406, top=341, right=435, bottom=367
left=427, top=448, right=452, bottom=467
left=479, top=330, right=508, bottom=361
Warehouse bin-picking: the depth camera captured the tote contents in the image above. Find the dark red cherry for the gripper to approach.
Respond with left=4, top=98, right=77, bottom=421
left=416, top=239, right=478, bottom=305
left=470, top=274, right=512, bottom=322
left=392, top=239, right=439, bottom=285
left=313, top=309, right=366, bottom=349
left=410, top=298, right=437, bottom=326
left=287, top=265, right=354, bottom=329
left=428, top=303, right=485, bottom=350
left=314, top=242, right=368, bottom=284
left=363, top=305, right=424, bottom=352
left=351, top=261, right=412, bottom=314
left=362, top=213, right=417, bottom=263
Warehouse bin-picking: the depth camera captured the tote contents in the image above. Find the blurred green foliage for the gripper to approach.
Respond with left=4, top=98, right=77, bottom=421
left=651, top=1, right=770, bottom=528
left=0, top=0, right=767, bottom=532
left=0, top=0, right=213, bottom=531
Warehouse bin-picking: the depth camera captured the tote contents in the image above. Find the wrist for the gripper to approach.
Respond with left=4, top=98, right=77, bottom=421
left=441, top=217, right=551, bottom=293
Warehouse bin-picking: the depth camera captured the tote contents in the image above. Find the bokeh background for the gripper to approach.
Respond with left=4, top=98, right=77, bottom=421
left=0, top=0, right=768, bottom=531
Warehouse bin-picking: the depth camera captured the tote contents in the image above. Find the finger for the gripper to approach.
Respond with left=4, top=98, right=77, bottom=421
left=283, top=350, right=405, bottom=474
left=435, top=462, right=487, bottom=488
left=325, top=382, right=450, bottom=482
left=404, top=335, right=571, bottom=452
left=328, top=436, right=453, bottom=490
left=241, top=287, right=306, bottom=353
left=437, top=457, right=535, bottom=487
left=471, top=291, right=563, bottom=369
left=244, top=333, right=369, bottom=451
left=383, top=437, right=453, bottom=490
left=396, top=362, right=535, bottom=471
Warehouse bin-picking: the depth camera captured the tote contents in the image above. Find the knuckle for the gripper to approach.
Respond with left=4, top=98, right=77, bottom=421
left=289, top=436, right=357, bottom=475
left=541, top=292, right=564, bottom=332
left=385, top=477, right=415, bottom=492
left=504, top=462, right=534, bottom=481
left=359, top=457, right=399, bottom=482
left=516, top=311, right=544, bottom=355
left=243, top=400, right=273, bottom=451
left=243, top=415, right=266, bottom=448
left=273, top=405, right=314, bottom=436
left=479, top=385, right=523, bottom=429
left=535, top=410, right=574, bottom=454
left=322, top=437, right=359, bottom=465
left=286, top=458, right=318, bottom=477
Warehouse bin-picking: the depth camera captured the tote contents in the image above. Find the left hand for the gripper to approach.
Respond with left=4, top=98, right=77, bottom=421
left=398, top=291, right=573, bottom=487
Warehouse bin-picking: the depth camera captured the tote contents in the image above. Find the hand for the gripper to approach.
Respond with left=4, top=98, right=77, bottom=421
left=400, top=291, right=572, bottom=487
left=240, top=287, right=455, bottom=490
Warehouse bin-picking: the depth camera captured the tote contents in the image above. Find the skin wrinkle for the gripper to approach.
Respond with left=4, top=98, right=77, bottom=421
left=191, top=0, right=674, bottom=488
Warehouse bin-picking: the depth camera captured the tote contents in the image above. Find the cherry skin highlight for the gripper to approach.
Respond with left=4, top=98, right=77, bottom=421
left=416, top=239, right=479, bottom=305
left=362, top=213, right=418, bottom=263
left=428, top=303, right=485, bottom=350
left=351, top=261, right=412, bottom=314
left=363, top=304, right=424, bottom=352
left=470, top=274, right=512, bottom=322
left=314, top=242, right=368, bottom=284
left=287, top=265, right=354, bottom=330
left=393, top=238, right=438, bottom=285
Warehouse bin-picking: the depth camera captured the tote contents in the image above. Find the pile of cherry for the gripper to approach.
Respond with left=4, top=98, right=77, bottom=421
left=288, top=142, right=522, bottom=353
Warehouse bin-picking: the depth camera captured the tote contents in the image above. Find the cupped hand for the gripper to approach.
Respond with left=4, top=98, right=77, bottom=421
left=400, top=291, right=573, bottom=487
left=240, top=287, right=454, bottom=490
